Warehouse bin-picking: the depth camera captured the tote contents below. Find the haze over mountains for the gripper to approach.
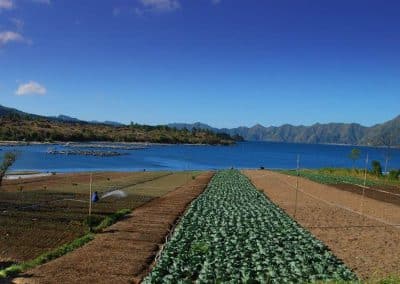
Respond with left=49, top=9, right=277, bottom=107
left=1, top=105, right=398, bottom=146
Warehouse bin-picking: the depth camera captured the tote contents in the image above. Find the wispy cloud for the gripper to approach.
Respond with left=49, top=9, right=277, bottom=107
left=211, top=0, right=221, bottom=4
left=15, top=81, right=46, bottom=96
left=0, top=0, right=13, bottom=10
left=112, top=7, right=120, bottom=16
left=32, top=0, right=50, bottom=4
left=137, top=0, right=180, bottom=14
left=10, top=18, right=24, bottom=30
left=0, top=31, right=28, bottom=46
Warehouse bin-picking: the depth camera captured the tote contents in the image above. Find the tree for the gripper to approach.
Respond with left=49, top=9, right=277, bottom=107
left=348, top=148, right=361, bottom=169
left=371, top=160, right=382, bottom=177
left=0, top=152, right=17, bottom=187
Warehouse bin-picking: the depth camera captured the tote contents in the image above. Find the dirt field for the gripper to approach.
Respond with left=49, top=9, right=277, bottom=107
left=0, top=171, right=199, bottom=265
left=245, top=170, right=400, bottom=280
left=11, top=172, right=213, bottom=284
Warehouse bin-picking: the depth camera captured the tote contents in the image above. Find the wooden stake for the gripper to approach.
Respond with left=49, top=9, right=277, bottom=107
left=88, top=172, right=93, bottom=231
left=294, top=154, right=300, bottom=217
left=360, top=154, right=368, bottom=217
left=363, top=153, right=369, bottom=187
left=187, top=158, right=189, bottom=184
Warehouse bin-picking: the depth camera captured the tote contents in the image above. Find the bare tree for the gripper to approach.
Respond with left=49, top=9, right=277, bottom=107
left=0, top=152, right=17, bottom=187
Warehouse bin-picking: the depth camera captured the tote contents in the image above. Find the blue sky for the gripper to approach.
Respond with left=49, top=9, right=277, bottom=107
left=0, top=0, right=399, bottom=128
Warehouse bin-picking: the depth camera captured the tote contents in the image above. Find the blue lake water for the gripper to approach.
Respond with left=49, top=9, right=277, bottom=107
left=0, top=142, right=399, bottom=173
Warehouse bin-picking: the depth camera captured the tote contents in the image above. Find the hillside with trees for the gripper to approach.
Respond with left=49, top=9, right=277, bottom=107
left=0, top=108, right=235, bottom=145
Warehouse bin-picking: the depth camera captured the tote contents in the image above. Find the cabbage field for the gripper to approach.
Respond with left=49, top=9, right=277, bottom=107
left=144, top=170, right=357, bottom=283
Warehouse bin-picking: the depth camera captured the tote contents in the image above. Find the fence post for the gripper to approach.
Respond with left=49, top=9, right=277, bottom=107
left=360, top=154, right=368, bottom=224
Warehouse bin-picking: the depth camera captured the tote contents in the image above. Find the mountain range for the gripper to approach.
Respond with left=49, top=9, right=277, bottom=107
left=0, top=104, right=398, bottom=146
left=169, top=116, right=400, bottom=146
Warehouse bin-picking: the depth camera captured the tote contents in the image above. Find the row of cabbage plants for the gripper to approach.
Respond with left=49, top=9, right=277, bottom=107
left=144, top=170, right=357, bottom=283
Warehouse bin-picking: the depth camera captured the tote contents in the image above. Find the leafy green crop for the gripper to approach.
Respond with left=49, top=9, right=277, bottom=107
left=282, top=170, right=379, bottom=187
left=144, top=170, right=357, bottom=283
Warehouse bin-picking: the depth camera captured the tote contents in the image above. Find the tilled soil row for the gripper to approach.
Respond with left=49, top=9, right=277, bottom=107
left=12, top=172, right=213, bottom=284
left=245, top=170, right=400, bottom=280
left=332, top=183, right=400, bottom=207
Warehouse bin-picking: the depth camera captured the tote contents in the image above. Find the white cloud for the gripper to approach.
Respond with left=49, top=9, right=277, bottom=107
left=0, top=31, right=27, bottom=45
left=138, top=0, right=180, bottom=13
left=15, top=81, right=47, bottom=96
left=0, top=0, right=13, bottom=10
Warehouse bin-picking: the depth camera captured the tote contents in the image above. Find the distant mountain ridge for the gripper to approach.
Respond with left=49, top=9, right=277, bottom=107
left=0, top=105, right=125, bottom=126
left=1, top=104, right=398, bottom=146
left=169, top=116, right=400, bottom=146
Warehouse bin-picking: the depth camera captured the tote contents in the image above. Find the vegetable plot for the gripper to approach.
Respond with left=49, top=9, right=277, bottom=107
left=282, top=170, right=378, bottom=187
left=144, top=170, right=356, bottom=283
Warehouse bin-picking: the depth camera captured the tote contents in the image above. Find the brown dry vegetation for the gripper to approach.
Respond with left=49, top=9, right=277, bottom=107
left=0, top=171, right=199, bottom=265
left=12, top=172, right=213, bottom=284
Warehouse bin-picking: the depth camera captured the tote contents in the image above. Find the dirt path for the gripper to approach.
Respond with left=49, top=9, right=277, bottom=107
left=245, top=170, right=400, bottom=280
left=11, top=172, right=213, bottom=284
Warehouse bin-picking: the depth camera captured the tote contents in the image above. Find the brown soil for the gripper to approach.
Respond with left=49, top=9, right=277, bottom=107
left=11, top=172, right=213, bottom=284
left=331, top=183, right=400, bottom=207
left=244, top=170, right=400, bottom=280
left=1, top=172, right=169, bottom=193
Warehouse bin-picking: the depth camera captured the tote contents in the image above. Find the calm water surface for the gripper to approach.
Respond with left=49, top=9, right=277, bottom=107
left=0, top=142, right=399, bottom=173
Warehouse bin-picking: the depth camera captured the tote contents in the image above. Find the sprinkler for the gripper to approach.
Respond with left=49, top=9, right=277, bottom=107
left=101, top=190, right=128, bottom=199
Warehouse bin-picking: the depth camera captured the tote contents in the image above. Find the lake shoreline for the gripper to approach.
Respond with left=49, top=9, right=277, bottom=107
left=0, top=141, right=226, bottom=147
left=1, top=141, right=399, bottom=173
left=1, top=140, right=398, bottom=148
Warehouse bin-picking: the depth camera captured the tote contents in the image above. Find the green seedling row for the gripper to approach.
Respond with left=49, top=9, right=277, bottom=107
left=144, top=170, right=356, bottom=283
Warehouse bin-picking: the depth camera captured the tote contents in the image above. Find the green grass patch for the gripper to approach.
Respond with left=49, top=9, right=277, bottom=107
left=92, top=208, right=131, bottom=233
left=281, top=169, right=385, bottom=187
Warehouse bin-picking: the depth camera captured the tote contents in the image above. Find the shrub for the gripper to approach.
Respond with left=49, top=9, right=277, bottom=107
left=388, top=170, right=400, bottom=180
left=0, top=152, right=17, bottom=187
left=85, top=215, right=103, bottom=228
